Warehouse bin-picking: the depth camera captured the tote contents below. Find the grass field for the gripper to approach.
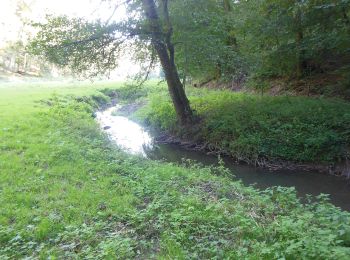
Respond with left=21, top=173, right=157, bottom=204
left=1, top=82, right=350, bottom=259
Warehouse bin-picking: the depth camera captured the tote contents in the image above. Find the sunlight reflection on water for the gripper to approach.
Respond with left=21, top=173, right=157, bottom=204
left=96, top=106, right=153, bottom=156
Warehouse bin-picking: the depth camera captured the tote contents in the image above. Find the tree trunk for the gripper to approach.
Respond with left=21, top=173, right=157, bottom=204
left=223, top=0, right=232, bottom=12
left=295, top=7, right=306, bottom=79
left=141, top=0, right=193, bottom=125
left=156, top=41, right=193, bottom=124
left=342, top=7, right=350, bottom=34
left=296, top=29, right=307, bottom=79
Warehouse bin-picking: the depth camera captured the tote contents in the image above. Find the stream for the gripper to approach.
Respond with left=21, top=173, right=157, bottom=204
left=96, top=106, right=350, bottom=211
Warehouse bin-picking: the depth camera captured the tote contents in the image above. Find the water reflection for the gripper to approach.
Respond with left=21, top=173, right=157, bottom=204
left=96, top=106, right=350, bottom=211
left=96, top=106, right=153, bottom=156
left=148, top=144, right=350, bottom=210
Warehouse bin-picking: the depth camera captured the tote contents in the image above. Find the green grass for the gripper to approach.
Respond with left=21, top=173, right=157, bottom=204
left=135, top=86, right=350, bottom=164
left=1, top=82, right=350, bottom=258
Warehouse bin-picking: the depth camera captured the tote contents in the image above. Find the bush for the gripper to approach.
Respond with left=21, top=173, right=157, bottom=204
left=101, top=84, right=147, bottom=102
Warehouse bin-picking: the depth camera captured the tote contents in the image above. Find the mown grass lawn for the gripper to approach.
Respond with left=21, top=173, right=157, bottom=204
left=1, top=82, right=350, bottom=259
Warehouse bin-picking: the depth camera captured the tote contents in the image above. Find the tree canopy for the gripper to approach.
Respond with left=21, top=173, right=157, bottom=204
left=169, top=0, right=350, bottom=82
left=30, top=0, right=350, bottom=120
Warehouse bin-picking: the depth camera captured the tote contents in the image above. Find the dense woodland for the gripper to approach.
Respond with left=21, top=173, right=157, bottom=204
left=172, top=0, right=350, bottom=83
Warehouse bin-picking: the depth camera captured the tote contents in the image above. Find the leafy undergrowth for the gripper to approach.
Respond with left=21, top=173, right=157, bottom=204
left=136, top=87, right=350, bottom=164
left=1, top=83, right=350, bottom=258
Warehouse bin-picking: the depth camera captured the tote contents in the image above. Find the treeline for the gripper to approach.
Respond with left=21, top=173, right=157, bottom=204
left=0, top=41, right=54, bottom=76
left=0, top=0, right=59, bottom=78
left=170, top=0, right=350, bottom=87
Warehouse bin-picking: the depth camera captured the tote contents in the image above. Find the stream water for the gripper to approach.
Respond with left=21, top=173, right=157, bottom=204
left=96, top=106, right=350, bottom=211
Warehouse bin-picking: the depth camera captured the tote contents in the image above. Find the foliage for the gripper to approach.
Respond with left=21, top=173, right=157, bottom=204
left=136, top=86, right=350, bottom=163
left=30, top=0, right=197, bottom=124
left=170, top=0, right=242, bottom=81
left=101, top=84, right=147, bottom=103
left=28, top=1, right=180, bottom=79
left=29, top=15, right=126, bottom=78
left=23, top=0, right=350, bottom=88
left=168, top=0, right=350, bottom=83
left=234, top=0, right=350, bottom=79
left=0, top=0, right=58, bottom=77
left=1, top=82, right=350, bottom=258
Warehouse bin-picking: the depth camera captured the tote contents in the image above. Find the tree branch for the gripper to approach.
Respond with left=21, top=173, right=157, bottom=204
left=136, top=48, right=157, bottom=87
left=162, top=0, right=175, bottom=65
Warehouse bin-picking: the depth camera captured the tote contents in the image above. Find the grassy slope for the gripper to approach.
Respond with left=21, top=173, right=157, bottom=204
left=1, top=82, right=350, bottom=259
left=136, top=86, right=350, bottom=165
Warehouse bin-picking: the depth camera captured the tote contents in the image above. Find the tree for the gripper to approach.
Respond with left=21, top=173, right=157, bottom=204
left=30, top=0, right=193, bottom=125
left=141, top=0, right=192, bottom=124
left=156, top=0, right=247, bottom=86
left=30, top=0, right=350, bottom=99
left=170, top=0, right=240, bottom=83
